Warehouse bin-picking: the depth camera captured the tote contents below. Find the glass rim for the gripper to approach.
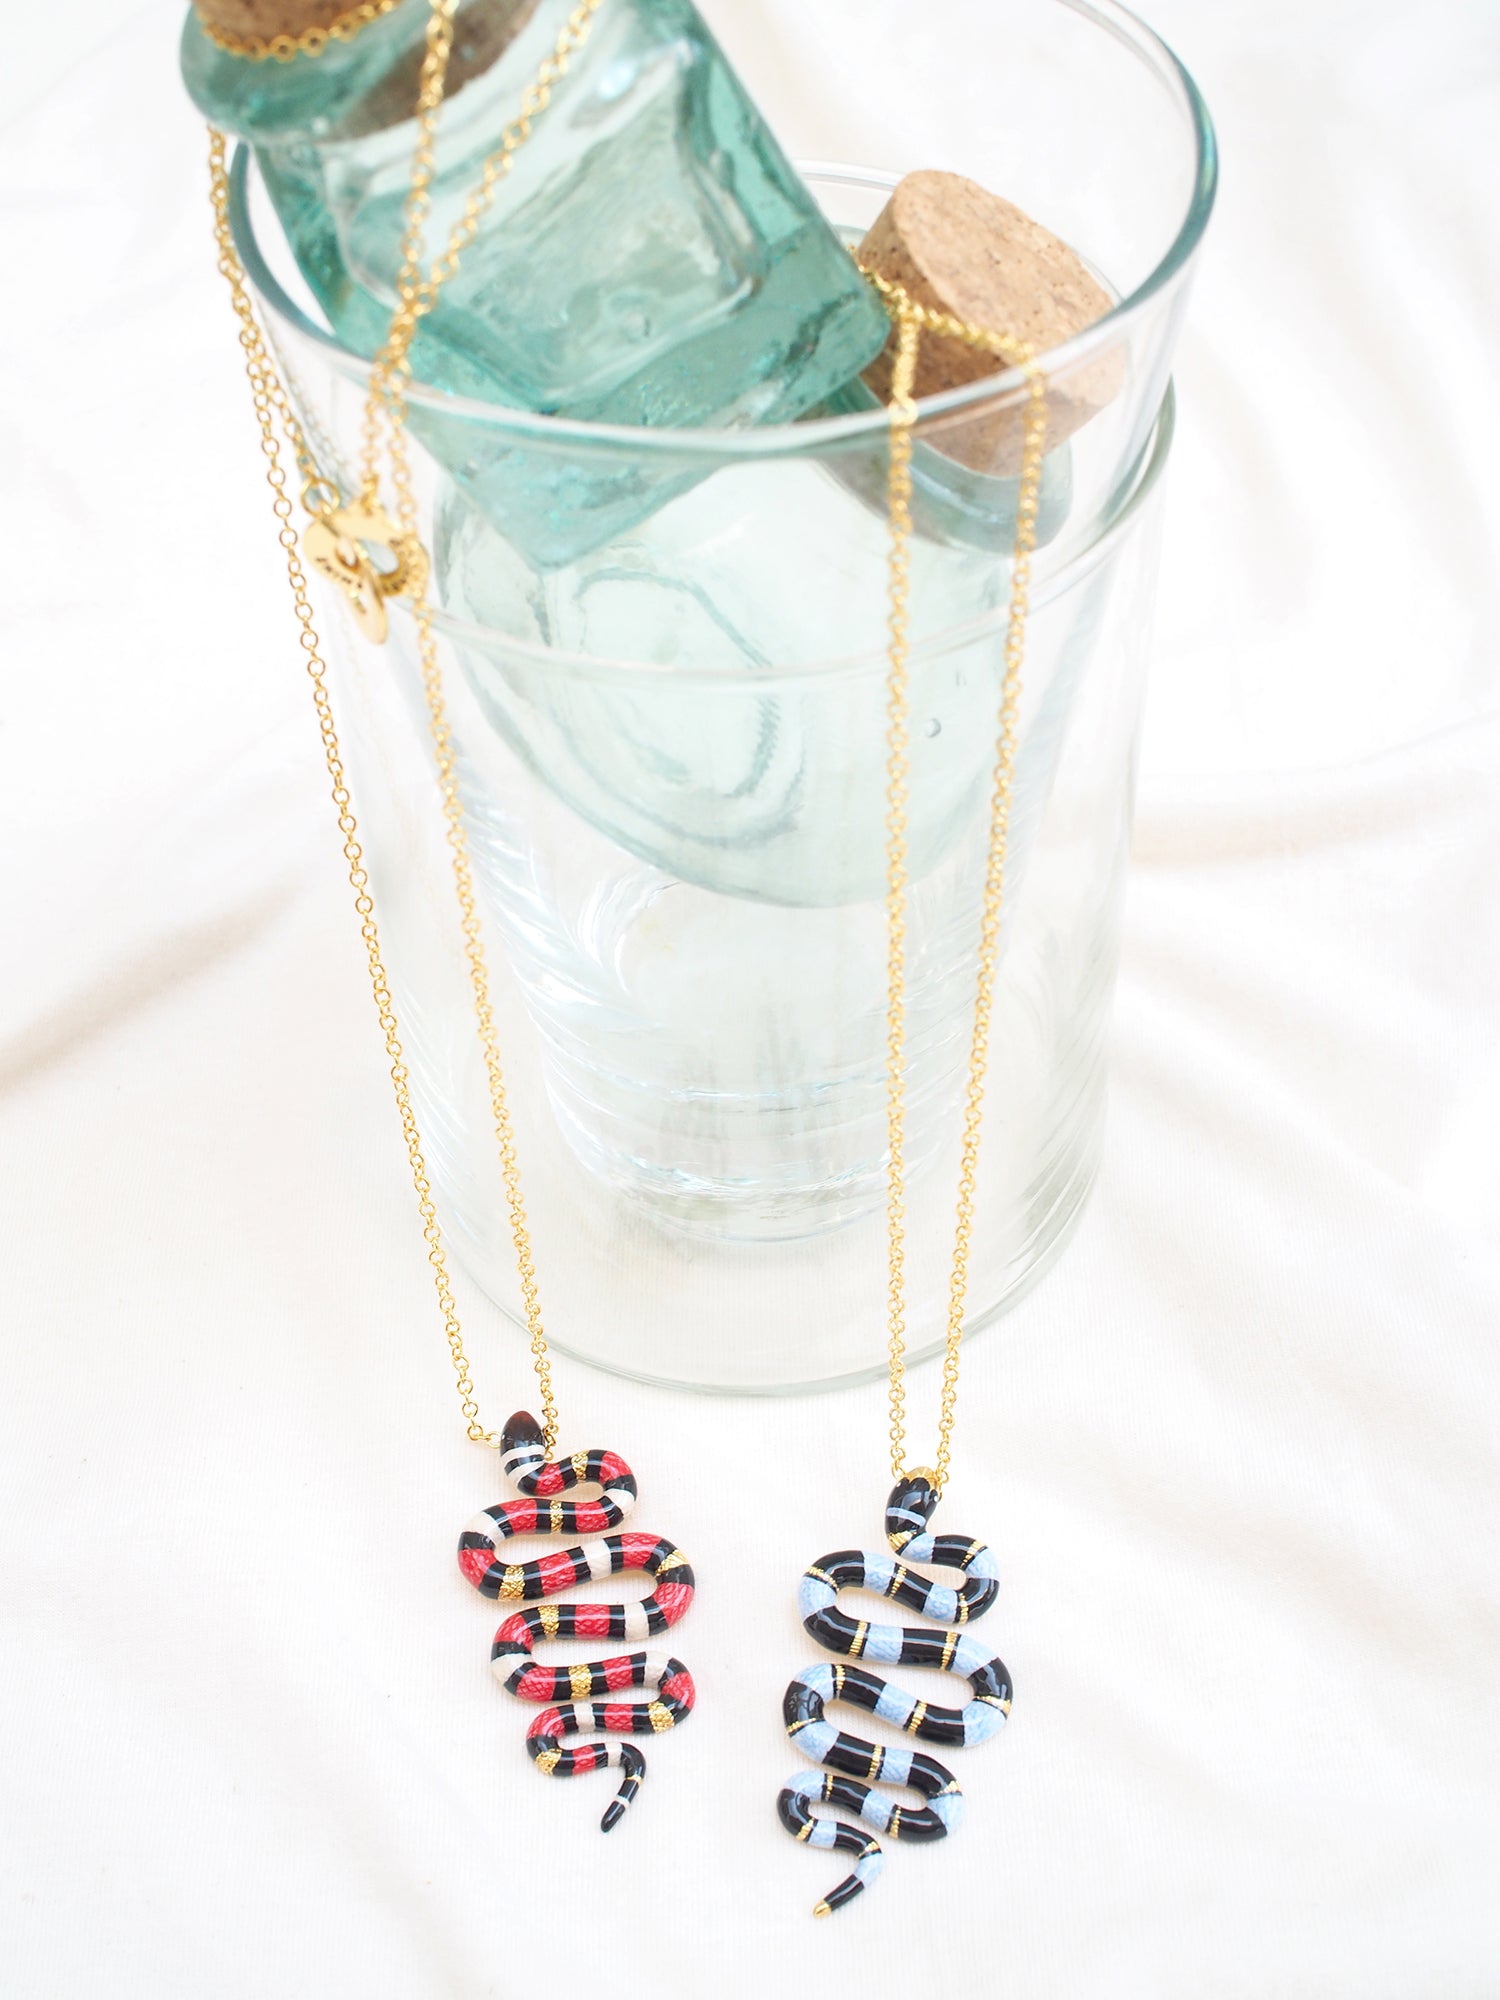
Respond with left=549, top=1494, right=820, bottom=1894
left=229, top=0, right=1216, bottom=461
left=423, top=382, right=1174, bottom=682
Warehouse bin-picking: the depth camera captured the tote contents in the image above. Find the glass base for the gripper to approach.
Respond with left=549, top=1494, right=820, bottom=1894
left=517, top=1105, right=1102, bottom=1394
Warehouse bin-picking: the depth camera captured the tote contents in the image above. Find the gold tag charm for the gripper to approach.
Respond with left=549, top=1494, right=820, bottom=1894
left=303, top=496, right=421, bottom=644
left=303, top=505, right=391, bottom=645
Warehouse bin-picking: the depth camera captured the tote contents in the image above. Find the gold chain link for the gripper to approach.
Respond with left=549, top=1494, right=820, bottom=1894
left=861, top=267, right=1050, bottom=1490
left=203, top=0, right=601, bottom=1453
left=195, top=0, right=402, bottom=64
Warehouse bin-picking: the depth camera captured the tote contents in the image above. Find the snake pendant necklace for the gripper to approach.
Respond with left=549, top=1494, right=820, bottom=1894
left=203, top=0, right=695, bottom=1836
left=777, top=292, right=1049, bottom=1916
left=202, top=0, right=1048, bottom=1889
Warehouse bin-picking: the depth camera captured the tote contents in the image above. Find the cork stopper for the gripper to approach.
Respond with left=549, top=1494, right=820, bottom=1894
left=196, top=0, right=544, bottom=135
left=196, top=0, right=362, bottom=40
left=859, top=171, right=1121, bottom=477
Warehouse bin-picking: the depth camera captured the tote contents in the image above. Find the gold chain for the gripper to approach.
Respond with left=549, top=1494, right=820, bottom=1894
left=207, top=0, right=1042, bottom=1483
left=195, top=0, right=402, bottom=64
left=861, top=267, right=1050, bottom=1490
left=204, top=0, right=601, bottom=1452
left=206, top=129, right=505, bottom=1445
left=358, top=0, right=605, bottom=503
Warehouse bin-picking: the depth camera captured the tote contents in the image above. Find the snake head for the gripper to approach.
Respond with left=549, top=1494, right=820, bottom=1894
left=501, top=1411, right=546, bottom=1455
left=884, top=1471, right=940, bottom=1549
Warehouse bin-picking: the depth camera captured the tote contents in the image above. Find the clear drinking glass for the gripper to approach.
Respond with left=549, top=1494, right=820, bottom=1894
left=231, top=0, right=1216, bottom=1391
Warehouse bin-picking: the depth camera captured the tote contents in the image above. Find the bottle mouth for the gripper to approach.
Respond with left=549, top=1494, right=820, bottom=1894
left=228, top=1, right=1215, bottom=460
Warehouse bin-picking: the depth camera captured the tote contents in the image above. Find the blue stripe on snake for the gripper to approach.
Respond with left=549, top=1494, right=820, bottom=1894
left=778, top=1472, right=1011, bottom=1915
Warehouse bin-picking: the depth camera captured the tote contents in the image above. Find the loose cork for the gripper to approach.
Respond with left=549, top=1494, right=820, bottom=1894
left=859, top=171, right=1121, bottom=476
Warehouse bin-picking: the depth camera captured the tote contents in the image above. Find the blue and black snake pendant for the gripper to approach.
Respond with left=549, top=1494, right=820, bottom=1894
left=778, top=1471, right=1011, bottom=1915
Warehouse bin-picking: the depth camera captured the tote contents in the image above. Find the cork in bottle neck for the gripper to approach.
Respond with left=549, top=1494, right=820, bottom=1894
left=196, top=0, right=377, bottom=43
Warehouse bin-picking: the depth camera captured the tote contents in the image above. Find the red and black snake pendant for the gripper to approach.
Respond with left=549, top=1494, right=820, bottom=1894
left=458, top=1412, right=695, bottom=1829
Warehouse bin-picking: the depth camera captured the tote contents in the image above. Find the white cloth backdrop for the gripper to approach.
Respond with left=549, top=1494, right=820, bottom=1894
left=2, top=2, right=1498, bottom=1993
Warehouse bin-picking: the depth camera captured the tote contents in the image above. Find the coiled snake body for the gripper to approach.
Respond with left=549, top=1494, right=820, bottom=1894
left=778, top=1472, right=1011, bottom=1913
left=458, top=1411, right=695, bottom=1830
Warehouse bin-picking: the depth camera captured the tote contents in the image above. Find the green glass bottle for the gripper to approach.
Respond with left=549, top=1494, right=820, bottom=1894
left=183, top=0, right=889, bottom=564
